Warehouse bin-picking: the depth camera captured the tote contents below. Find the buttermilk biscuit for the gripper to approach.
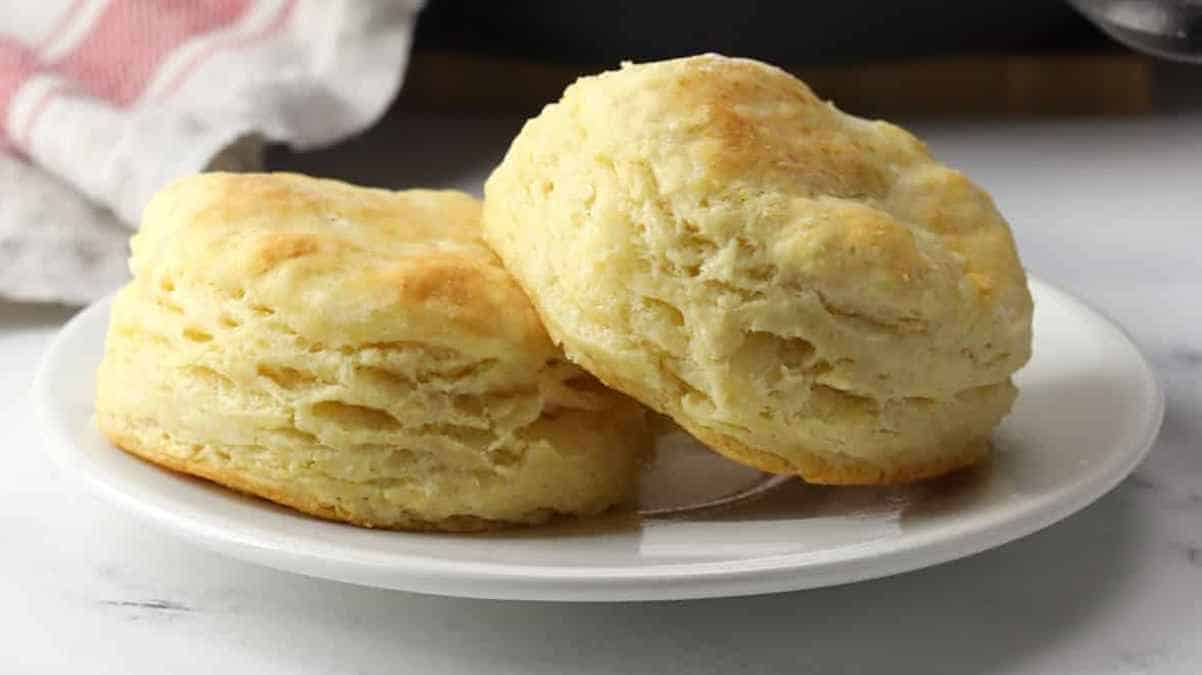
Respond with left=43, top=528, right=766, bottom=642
left=96, top=173, right=649, bottom=530
left=482, top=54, right=1033, bottom=485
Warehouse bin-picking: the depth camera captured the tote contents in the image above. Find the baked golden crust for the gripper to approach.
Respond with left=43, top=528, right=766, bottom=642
left=681, top=419, right=990, bottom=485
left=97, top=173, right=649, bottom=530
left=100, top=419, right=535, bottom=532
left=482, top=54, right=1033, bottom=484
left=131, top=172, right=552, bottom=357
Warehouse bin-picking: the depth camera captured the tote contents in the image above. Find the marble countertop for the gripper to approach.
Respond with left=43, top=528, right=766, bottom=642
left=3, top=111, right=1201, bottom=674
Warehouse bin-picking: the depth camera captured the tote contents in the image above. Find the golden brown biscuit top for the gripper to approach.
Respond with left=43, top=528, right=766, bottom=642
left=487, top=54, right=1032, bottom=400
left=131, top=172, right=553, bottom=359
left=559, top=55, right=1029, bottom=317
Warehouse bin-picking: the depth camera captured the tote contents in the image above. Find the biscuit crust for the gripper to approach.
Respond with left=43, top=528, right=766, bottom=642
left=97, top=173, right=649, bottom=530
left=483, top=55, right=1033, bottom=484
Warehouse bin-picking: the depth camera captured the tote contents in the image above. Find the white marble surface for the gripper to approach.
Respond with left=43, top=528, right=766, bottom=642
left=3, top=112, right=1201, bottom=674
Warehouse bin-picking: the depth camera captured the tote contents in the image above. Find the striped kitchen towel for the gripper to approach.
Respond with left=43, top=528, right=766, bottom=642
left=0, top=0, right=423, bottom=303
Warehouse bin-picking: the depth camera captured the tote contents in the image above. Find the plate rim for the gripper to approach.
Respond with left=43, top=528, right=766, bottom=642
left=33, top=277, right=1165, bottom=600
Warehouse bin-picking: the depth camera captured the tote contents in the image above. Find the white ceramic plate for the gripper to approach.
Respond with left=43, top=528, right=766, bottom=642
left=34, top=278, right=1163, bottom=601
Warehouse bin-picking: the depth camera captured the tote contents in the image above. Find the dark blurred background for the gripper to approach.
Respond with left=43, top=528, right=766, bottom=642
left=388, top=0, right=1179, bottom=118
left=415, top=1, right=1103, bottom=65
left=268, top=0, right=1201, bottom=187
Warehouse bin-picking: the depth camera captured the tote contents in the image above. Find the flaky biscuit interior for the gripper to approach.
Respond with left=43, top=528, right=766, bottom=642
left=97, top=173, right=648, bottom=530
left=483, top=54, right=1033, bottom=484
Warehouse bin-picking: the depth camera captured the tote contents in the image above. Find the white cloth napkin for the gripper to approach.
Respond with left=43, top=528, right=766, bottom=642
left=0, top=0, right=423, bottom=304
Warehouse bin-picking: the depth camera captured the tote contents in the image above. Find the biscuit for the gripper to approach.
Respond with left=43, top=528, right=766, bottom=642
left=96, top=173, right=649, bottom=530
left=482, top=54, right=1033, bottom=485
